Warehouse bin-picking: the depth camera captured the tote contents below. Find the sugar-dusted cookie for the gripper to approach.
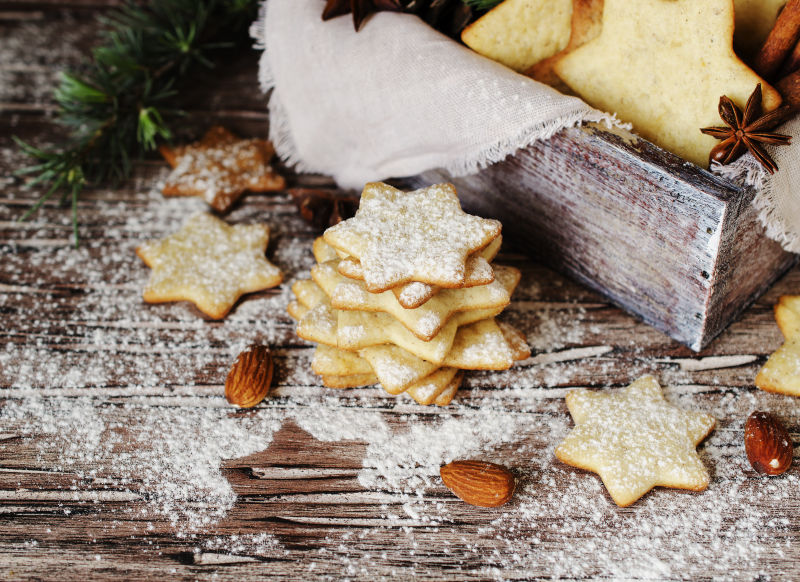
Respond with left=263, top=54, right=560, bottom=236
left=336, top=307, right=504, bottom=364
left=775, top=295, right=800, bottom=339
left=321, top=373, right=378, bottom=389
left=461, top=0, right=573, bottom=73
left=755, top=337, right=800, bottom=396
left=432, top=373, right=463, bottom=406
left=554, top=0, right=782, bottom=167
left=361, top=319, right=529, bottom=393
left=555, top=376, right=716, bottom=507
left=312, top=344, right=373, bottom=376
left=159, top=126, right=285, bottom=213
left=323, top=182, right=501, bottom=293
left=312, top=236, right=340, bottom=264
left=136, top=212, right=282, bottom=319
left=407, top=369, right=463, bottom=406
left=290, top=278, right=505, bottom=363
left=337, top=236, right=503, bottom=310
left=313, top=260, right=518, bottom=341
left=755, top=295, right=800, bottom=396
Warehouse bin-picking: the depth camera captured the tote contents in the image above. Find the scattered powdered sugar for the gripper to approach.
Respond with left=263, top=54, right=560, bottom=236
left=2, top=395, right=284, bottom=531
left=0, top=16, right=93, bottom=106
left=3, top=170, right=798, bottom=578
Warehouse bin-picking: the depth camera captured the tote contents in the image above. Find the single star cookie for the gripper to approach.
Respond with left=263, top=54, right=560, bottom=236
left=159, top=126, right=285, bottom=213
left=775, top=295, right=800, bottom=339
left=555, top=376, right=716, bottom=507
left=554, top=0, right=782, bottom=167
left=755, top=295, right=800, bottom=396
left=312, top=260, right=517, bottom=341
left=136, top=212, right=283, bottom=319
left=460, top=0, right=573, bottom=73
left=337, top=235, right=503, bottom=309
left=323, top=182, right=501, bottom=293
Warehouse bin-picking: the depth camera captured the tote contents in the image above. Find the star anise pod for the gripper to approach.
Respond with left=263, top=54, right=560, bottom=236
left=700, top=84, right=792, bottom=174
left=289, top=188, right=359, bottom=230
left=322, top=0, right=405, bottom=31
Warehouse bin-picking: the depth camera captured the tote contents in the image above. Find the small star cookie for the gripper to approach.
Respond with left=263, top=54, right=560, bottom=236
left=555, top=376, right=716, bottom=507
left=323, top=182, right=501, bottom=293
left=553, top=0, right=782, bottom=167
left=136, top=212, right=283, bottom=319
left=159, top=126, right=285, bottom=213
left=756, top=295, right=800, bottom=396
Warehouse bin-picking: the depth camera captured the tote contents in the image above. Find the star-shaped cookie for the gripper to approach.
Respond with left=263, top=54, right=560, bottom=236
left=756, top=295, right=800, bottom=396
left=554, top=0, right=782, bottom=167
left=136, top=212, right=283, bottom=319
left=323, top=182, right=501, bottom=293
left=555, top=376, right=716, bottom=507
left=159, top=126, right=285, bottom=213
left=312, top=260, right=517, bottom=341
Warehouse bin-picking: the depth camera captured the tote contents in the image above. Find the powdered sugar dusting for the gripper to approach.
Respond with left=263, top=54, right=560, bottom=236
left=324, top=182, right=501, bottom=291
left=2, top=166, right=798, bottom=578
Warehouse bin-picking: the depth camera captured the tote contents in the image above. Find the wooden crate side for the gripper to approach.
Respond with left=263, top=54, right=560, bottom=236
left=408, top=123, right=746, bottom=349
left=701, top=202, right=798, bottom=349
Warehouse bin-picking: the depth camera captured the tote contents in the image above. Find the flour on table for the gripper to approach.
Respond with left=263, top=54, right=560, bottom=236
left=2, top=178, right=797, bottom=579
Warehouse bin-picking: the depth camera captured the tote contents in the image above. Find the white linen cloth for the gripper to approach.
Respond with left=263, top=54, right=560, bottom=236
left=253, top=0, right=800, bottom=254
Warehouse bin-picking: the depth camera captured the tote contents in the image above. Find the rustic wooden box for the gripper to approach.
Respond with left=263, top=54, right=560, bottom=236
left=406, top=123, right=797, bottom=351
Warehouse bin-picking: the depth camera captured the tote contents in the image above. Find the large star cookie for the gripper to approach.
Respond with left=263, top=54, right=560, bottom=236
left=323, top=182, right=501, bottom=293
left=555, top=376, right=716, bottom=507
left=756, top=295, right=800, bottom=396
left=554, top=0, right=782, bottom=167
left=136, top=212, right=283, bottom=319
left=159, top=126, right=285, bottom=213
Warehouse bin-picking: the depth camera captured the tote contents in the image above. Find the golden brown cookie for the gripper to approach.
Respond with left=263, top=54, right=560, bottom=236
left=136, top=212, right=282, bottom=319
left=160, top=126, right=285, bottom=213
left=555, top=376, right=716, bottom=507
left=323, top=182, right=501, bottom=293
left=755, top=295, right=800, bottom=396
left=335, top=235, right=503, bottom=309
left=312, top=260, right=518, bottom=341
left=776, top=295, right=800, bottom=339
left=554, top=0, right=782, bottom=167
left=461, top=0, right=573, bottom=72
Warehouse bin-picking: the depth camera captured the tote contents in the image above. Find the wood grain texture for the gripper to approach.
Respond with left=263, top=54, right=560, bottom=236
left=410, top=123, right=796, bottom=351
left=2, top=6, right=800, bottom=582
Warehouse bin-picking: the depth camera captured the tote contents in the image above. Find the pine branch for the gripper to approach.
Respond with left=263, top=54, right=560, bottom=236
left=460, top=0, right=502, bottom=11
left=15, top=0, right=259, bottom=247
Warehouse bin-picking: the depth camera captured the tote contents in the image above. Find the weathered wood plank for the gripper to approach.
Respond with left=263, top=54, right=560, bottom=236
left=411, top=123, right=797, bottom=351
left=3, top=8, right=800, bottom=581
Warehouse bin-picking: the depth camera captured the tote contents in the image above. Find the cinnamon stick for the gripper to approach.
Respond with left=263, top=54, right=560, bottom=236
left=778, top=37, right=800, bottom=77
left=755, top=0, right=800, bottom=80
left=776, top=69, right=800, bottom=108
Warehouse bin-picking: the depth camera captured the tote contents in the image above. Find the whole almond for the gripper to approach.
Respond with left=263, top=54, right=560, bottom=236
left=745, top=411, right=793, bottom=476
left=225, top=345, right=273, bottom=408
left=440, top=460, right=515, bottom=507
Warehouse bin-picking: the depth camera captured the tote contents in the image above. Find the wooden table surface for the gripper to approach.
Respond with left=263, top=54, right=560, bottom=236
left=2, top=5, right=800, bottom=581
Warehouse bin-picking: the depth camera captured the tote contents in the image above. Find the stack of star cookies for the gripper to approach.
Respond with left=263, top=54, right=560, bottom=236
left=288, top=182, right=530, bottom=405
